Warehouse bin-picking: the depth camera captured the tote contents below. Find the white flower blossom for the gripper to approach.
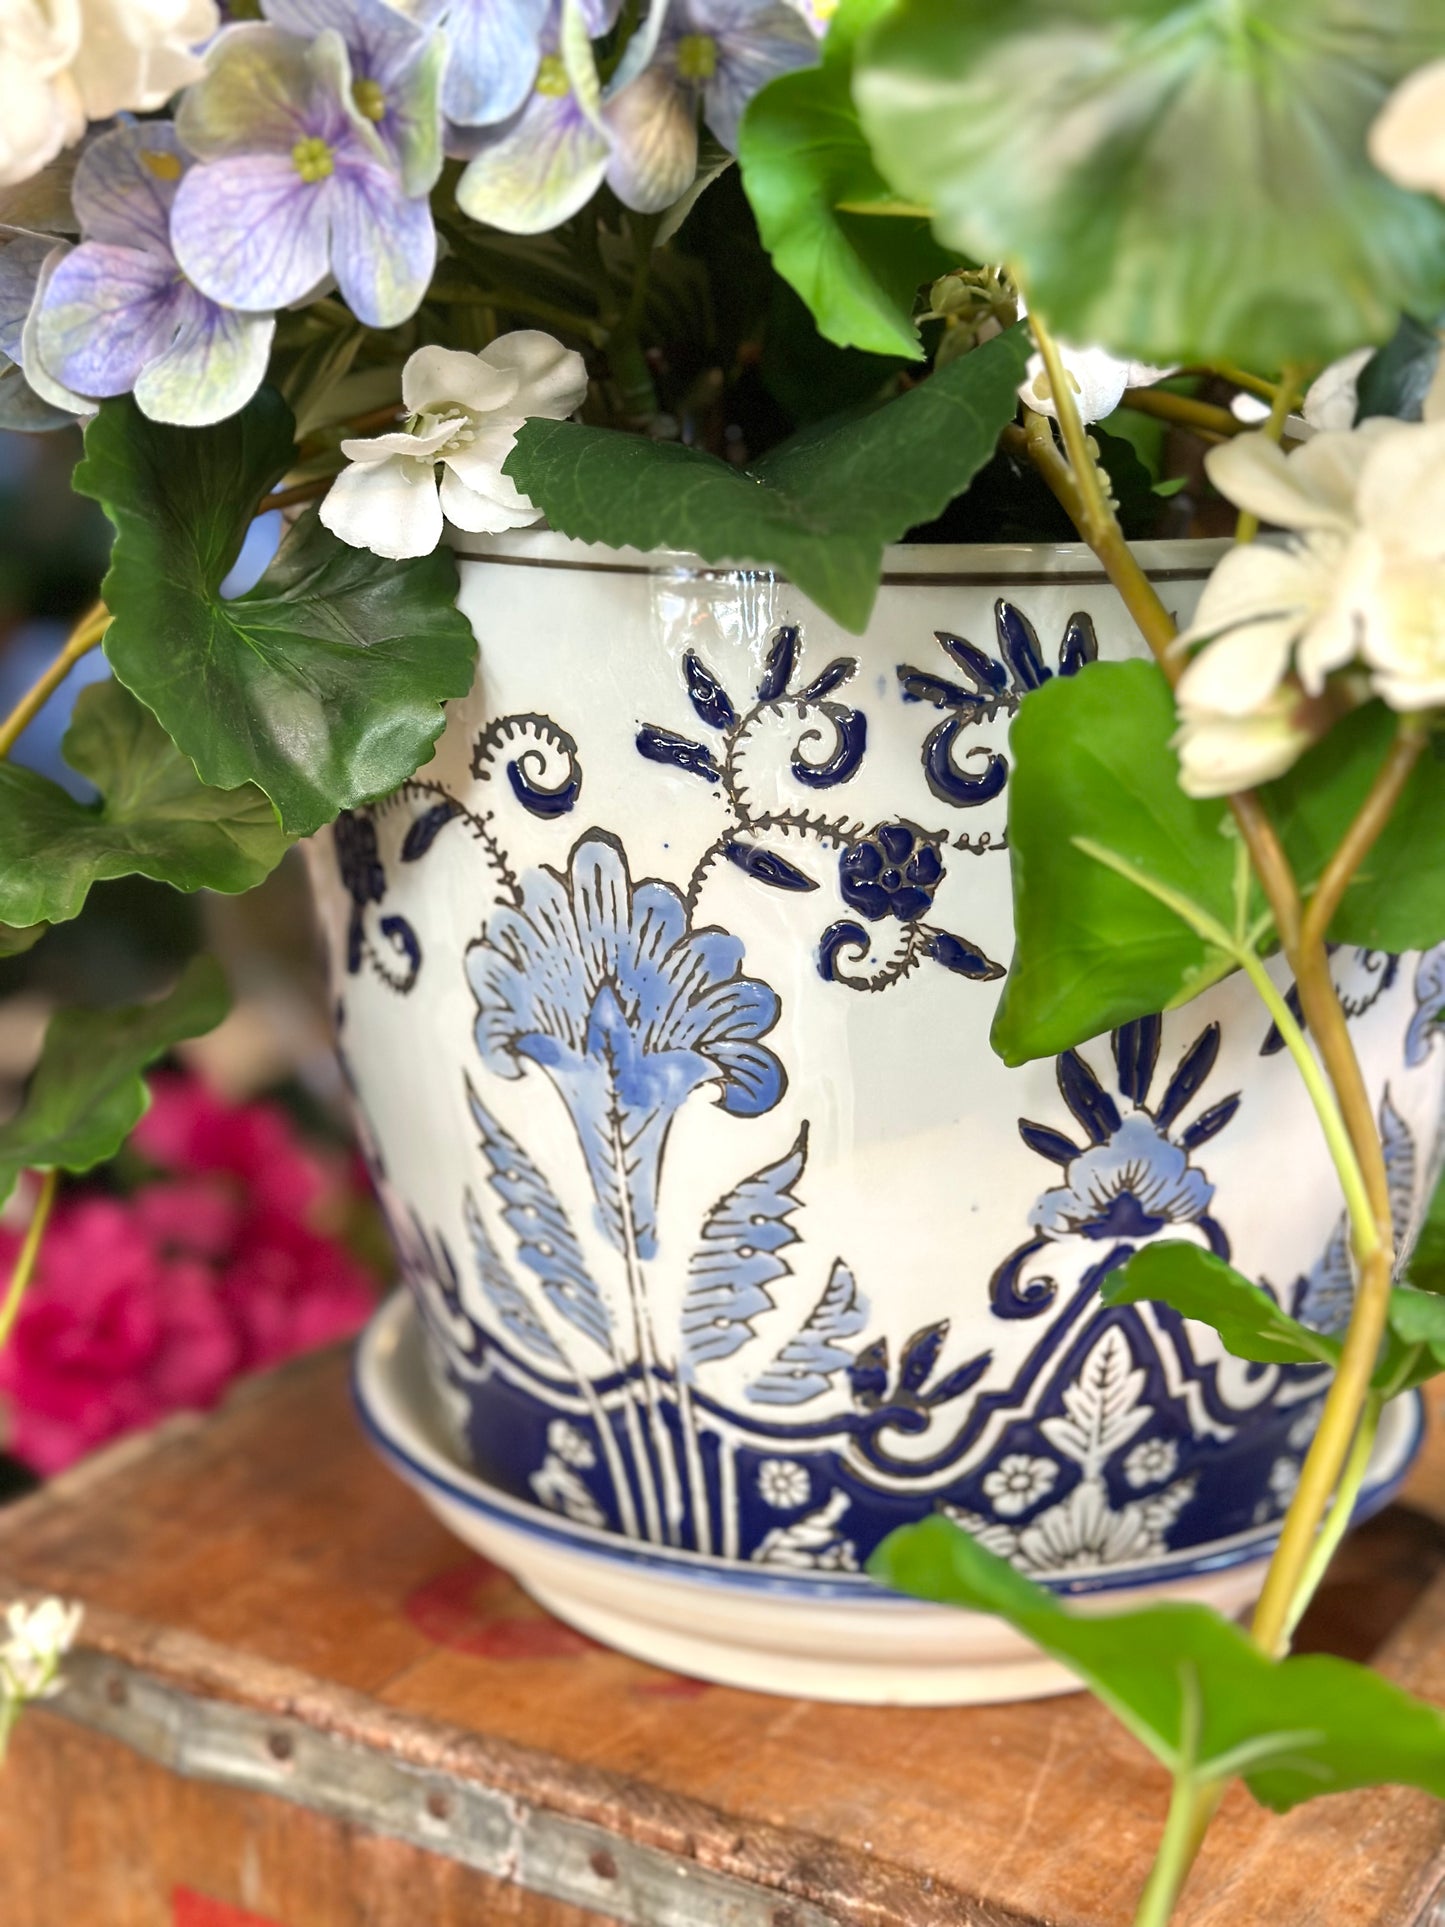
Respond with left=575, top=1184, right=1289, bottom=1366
left=1172, top=402, right=1445, bottom=793
left=320, top=332, right=589, bottom=561
left=0, top=0, right=216, bottom=188
left=1123, top=1436, right=1179, bottom=1490
left=756, top=1457, right=811, bottom=1510
left=981, top=1452, right=1058, bottom=1518
left=1370, top=58, right=1445, bottom=202
left=1302, top=348, right=1374, bottom=434
left=0, top=1596, right=82, bottom=1752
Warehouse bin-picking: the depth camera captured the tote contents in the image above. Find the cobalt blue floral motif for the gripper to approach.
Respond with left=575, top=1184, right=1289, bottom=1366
left=991, top=1016, right=1235, bottom=1318
left=331, top=806, right=420, bottom=991
left=839, top=822, right=944, bottom=923
left=899, top=600, right=1098, bottom=807
left=468, top=833, right=785, bottom=1259
left=1289, top=1090, right=1417, bottom=1335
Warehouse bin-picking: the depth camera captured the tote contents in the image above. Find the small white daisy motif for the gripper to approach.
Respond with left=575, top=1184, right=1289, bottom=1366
left=1123, top=1436, right=1179, bottom=1490
left=756, top=1457, right=811, bottom=1510
left=982, top=1453, right=1058, bottom=1518
left=1268, top=1456, right=1301, bottom=1507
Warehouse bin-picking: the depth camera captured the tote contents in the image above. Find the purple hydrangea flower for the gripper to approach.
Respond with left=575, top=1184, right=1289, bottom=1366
left=263, top=0, right=447, bottom=195
left=0, top=227, right=77, bottom=431
left=454, top=0, right=616, bottom=234
left=31, top=124, right=274, bottom=428
left=415, top=0, right=550, bottom=130
left=171, top=22, right=436, bottom=329
left=604, top=0, right=817, bottom=214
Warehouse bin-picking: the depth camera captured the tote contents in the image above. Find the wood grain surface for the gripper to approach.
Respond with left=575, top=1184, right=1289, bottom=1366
left=0, top=1348, right=1441, bottom=1927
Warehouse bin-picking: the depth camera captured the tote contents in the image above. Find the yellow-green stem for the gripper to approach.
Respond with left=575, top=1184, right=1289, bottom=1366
left=1120, top=389, right=1245, bottom=439
left=1283, top=1394, right=1381, bottom=1644
left=0, top=603, right=109, bottom=760
left=0, top=1169, right=59, bottom=1355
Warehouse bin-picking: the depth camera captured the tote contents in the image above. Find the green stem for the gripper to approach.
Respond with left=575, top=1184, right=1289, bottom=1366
left=0, top=1169, right=59, bottom=1355
left=1283, top=1393, right=1381, bottom=1645
left=1133, top=1775, right=1207, bottom=1927
left=0, top=603, right=109, bottom=760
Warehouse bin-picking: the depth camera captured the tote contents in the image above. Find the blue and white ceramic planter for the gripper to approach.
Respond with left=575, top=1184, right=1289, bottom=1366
left=317, top=532, right=1445, bottom=1701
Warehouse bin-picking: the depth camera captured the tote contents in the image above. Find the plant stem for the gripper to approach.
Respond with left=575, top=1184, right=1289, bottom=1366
left=1133, top=1774, right=1206, bottom=1927
left=0, top=602, right=109, bottom=760
left=1300, top=721, right=1426, bottom=953
left=0, top=1170, right=59, bottom=1354
left=1283, top=1393, right=1381, bottom=1645
left=1121, top=389, right=1245, bottom=439
left=1234, top=367, right=1304, bottom=542
left=260, top=476, right=335, bottom=516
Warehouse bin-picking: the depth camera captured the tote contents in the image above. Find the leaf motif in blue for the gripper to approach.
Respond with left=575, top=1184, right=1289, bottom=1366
left=464, top=1188, right=564, bottom=1365
left=680, top=1128, right=808, bottom=1374
left=748, top=1257, right=870, bottom=1405
left=466, top=1080, right=612, bottom=1353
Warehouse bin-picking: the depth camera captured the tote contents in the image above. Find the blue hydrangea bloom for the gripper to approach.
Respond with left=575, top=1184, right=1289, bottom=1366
left=171, top=22, right=437, bottom=329
left=468, top=835, right=784, bottom=1257
left=32, top=124, right=275, bottom=428
left=415, top=0, right=551, bottom=130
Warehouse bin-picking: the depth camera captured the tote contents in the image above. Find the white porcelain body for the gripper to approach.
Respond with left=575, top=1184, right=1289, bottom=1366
left=313, top=533, right=1445, bottom=1697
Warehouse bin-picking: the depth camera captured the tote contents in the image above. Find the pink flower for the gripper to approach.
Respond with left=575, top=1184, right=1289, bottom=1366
left=0, top=1198, right=240, bottom=1475
left=0, top=1073, right=380, bottom=1475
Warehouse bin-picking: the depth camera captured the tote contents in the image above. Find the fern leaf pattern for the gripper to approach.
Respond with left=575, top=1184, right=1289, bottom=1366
left=748, top=1258, right=869, bottom=1405
left=467, top=1081, right=612, bottom=1353
left=464, top=1189, right=565, bottom=1365
left=680, top=1128, right=808, bottom=1373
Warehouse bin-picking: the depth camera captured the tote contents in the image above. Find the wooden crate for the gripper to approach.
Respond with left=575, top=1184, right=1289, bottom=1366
left=1, top=1347, right=1444, bottom=1927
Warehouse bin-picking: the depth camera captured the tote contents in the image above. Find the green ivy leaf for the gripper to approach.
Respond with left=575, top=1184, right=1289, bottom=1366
left=1103, top=1239, right=1445, bottom=1395
left=0, top=955, right=229, bottom=1206
left=0, top=680, right=291, bottom=929
left=1263, top=702, right=1445, bottom=952
left=872, top=1517, right=1445, bottom=1813
left=990, top=661, right=1255, bottom=1066
left=854, top=0, right=1445, bottom=369
left=505, top=326, right=1030, bottom=633
left=74, top=391, right=477, bottom=838
left=1102, top=1243, right=1338, bottom=1367
left=738, top=0, right=952, bottom=358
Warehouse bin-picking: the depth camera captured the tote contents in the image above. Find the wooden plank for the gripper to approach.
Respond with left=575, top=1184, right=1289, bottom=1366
left=0, top=1348, right=1440, bottom=1927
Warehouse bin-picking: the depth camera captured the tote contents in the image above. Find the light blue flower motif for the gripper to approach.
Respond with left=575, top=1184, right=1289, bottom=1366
left=0, top=227, right=77, bottom=432
left=171, top=22, right=437, bottom=328
left=453, top=0, right=616, bottom=234
left=1030, top=1113, right=1212, bottom=1241
left=467, top=833, right=784, bottom=1258
left=603, top=0, right=818, bottom=215
left=31, top=125, right=275, bottom=429
left=1406, top=943, right=1445, bottom=1067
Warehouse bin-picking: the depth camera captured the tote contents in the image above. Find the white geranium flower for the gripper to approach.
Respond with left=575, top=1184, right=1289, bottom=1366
left=1302, top=348, right=1373, bottom=433
left=0, top=0, right=216, bottom=188
left=1172, top=409, right=1445, bottom=792
left=321, top=332, right=589, bottom=561
left=981, top=1453, right=1058, bottom=1519
left=1370, top=58, right=1445, bottom=201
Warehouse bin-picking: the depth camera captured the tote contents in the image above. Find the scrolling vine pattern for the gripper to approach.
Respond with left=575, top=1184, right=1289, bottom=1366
left=329, top=603, right=1389, bottom=1576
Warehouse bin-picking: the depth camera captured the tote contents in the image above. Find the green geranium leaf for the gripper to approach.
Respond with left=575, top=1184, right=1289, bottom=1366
left=0, top=680, right=290, bottom=929
left=505, top=325, right=1030, bottom=633
left=872, top=1516, right=1445, bottom=1813
left=0, top=923, right=46, bottom=957
left=74, top=391, right=477, bottom=838
left=738, top=0, right=952, bottom=358
left=1356, top=312, right=1443, bottom=424
left=1263, top=703, right=1445, bottom=952
left=1405, top=1172, right=1445, bottom=1296
left=0, top=955, right=229, bottom=1205
left=1102, top=1242, right=1338, bottom=1367
left=990, top=662, right=1257, bottom=1065
left=854, top=0, right=1445, bottom=369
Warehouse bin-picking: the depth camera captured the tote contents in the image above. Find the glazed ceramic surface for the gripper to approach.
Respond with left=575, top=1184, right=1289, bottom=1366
left=353, top=1288, right=1421, bottom=1704
left=314, top=533, right=1445, bottom=1610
